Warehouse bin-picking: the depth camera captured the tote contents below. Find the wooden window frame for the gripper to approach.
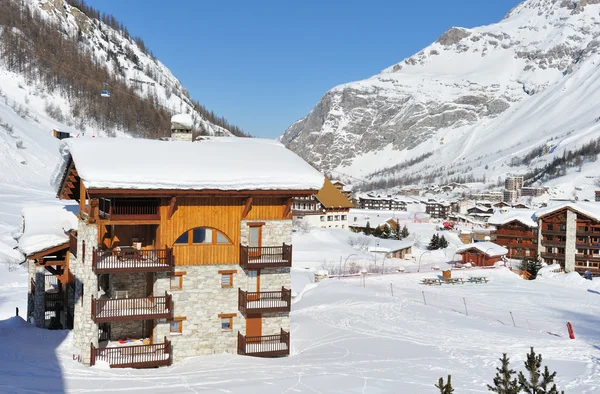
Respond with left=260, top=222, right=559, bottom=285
left=169, top=271, right=186, bottom=290
left=173, top=227, right=232, bottom=246
left=170, top=316, right=186, bottom=334
left=218, top=270, right=237, bottom=288
left=218, top=313, right=236, bottom=331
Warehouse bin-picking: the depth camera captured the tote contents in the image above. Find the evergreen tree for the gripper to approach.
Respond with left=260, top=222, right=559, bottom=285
left=364, top=221, right=372, bottom=236
left=429, top=234, right=440, bottom=250
left=382, top=225, right=391, bottom=239
left=435, top=375, right=454, bottom=394
left=517, top=348, right=563, bottom=394
left=439, top=235, right=449, bottom=249
left=520, top=257, right=543, bottom=280
left=373, top=226, right=384, bottom=238
left=401, top=224, right=410, bottom=238
left=487, top=353, right=520, bottom=394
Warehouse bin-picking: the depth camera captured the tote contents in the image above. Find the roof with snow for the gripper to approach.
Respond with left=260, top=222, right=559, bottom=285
left=488, top=209, right=538, bottom=228
left=19, top=206, right=78, bottom=256
left=53, top=137, right=324, bottom=192
left=536, top=201, right=600, bottom=222
left=171, top=113, right=193, bottom=130
left=456, top=241, right=508, bottom=257
left=367, top=238, right=413, bottom=253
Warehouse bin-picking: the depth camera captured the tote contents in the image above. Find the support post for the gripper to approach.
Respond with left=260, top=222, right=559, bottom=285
left=422, top=291, right=426, bottom=306
left=463, top=297, right=468, bottom=316
left=390, top=283, right=394, bottom=297
left=510, top=311, right=516, bottom=327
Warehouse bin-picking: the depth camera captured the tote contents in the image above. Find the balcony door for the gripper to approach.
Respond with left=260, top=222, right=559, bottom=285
left=246, top=314, right=262, bottom=340
left=247, top=270, right=260, bottom=301
left=248, top=224, right=262, bottom=259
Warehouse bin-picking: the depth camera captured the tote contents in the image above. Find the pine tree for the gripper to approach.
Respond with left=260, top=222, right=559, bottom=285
left=401, top=224, right=410, bottom=238
left=435, top=375, right=454, bottom=394
left=487, top=353, right=520, bottom=394
left=520, top=257, right=542, bottom=280
left=373, top=226, right=384, bottom=238
left=382, top=225, right=391, bottom=239
left=364, top=221, right=372, bottom=236
left=429, top=234, right=440, bottom=250
left=439, top=235, right=449, bottom=249
left=518, top=348, right=563, bottom=394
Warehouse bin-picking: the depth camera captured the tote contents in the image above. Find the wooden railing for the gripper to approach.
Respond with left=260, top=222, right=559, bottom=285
left=69, top=233, right=78, bottom=258
left=238, top=287, right=291, bottom=315
left=239, top=244, right=292, bottom=269
left=92, top=247, right=173, bottom=274
left=540, top=252, right=565, bottom=260
left=575, top=254, right=600, bottom=262
left=98, top=198, right=160, bottom=221
left=91, top=292, right=172, bottom=323
left=237, top=329, right=290, bottom=357
left=90, top=337, right=172, bottom=368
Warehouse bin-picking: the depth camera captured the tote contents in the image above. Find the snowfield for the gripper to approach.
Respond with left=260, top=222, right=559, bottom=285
left=1, top=265, right=599, bottom=393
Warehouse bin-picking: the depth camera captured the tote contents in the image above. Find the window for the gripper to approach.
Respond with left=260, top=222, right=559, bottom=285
left=576, top=261, right=586, bottom=267
left=525, top=250, right=530, bottom=256
left=532, top=229, right=538, bottom=235
left=327, top=216, right=333, bottom=222
left=218, top=270, right=236, bottom=288
left=170, top=317, right=186, bottom=334
left=320, top=216, right=325, bottom=222
left=560, top=225, right=566, bottom=231
left=533, top=239, right=537, bottom=244
left=341, top=215, right=347, bottom=220
left=546, top=247, right=552, bottom=253
left=169, top=272, right=185, bottom=290
left=342, top=225, right=345, bottom=229
left=174, top=227, right=230, bottom=245
left=334, top=215, right=340, bottom=221
left=578, top=248, right=584, bottom=254
left=558, top=248, right=565, bottom=254
left=547, top=224, right=554, bottom=230
left=517, top=238, right=523, bottom=244
left=218, top=313, right=235, bottom=331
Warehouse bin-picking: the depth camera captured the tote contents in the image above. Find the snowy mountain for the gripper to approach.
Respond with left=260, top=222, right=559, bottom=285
left=281, top=0, right=600, bottom=194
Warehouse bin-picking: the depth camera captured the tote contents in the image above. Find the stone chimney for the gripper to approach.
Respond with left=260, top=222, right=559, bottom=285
left=170, top=113, right=193, bottom=142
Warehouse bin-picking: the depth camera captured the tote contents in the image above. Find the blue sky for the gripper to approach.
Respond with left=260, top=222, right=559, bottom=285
left=87, top=0, right=522, bottom=138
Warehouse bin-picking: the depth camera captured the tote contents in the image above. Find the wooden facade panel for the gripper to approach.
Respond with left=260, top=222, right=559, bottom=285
left=158, top=197, right=244, bottom=266
left=98, top=224, right=157, bottom=249
left=245, top=197, right=288, bottom=220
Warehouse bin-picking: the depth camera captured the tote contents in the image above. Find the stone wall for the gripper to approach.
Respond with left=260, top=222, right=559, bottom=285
left=110, top=320, right=146, bottom=340
left=259, top=267, right=291, bottom=291
left=565, top=210, right=577, bottom=272
left=26, top=260, right=35, bottom=323
left=71, top=220, right=99, bottom=365
left=262, top=312, right=290, bottom=334
left=108, top=272, right=147, bottom=298
left=240, top=220, right=292, bottom=246
left=153, top=265, right=249, bottom=362
left=33, top=264, right=45, bottom=328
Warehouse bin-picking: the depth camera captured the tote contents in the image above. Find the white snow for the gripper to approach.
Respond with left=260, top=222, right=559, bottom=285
left=53, top=137, right=325, bottom=191
left=488, top=208, right=538, bottom=228
left=18, top=206, right=78, bottom=256
left=170, top=113, right=193, bottom=130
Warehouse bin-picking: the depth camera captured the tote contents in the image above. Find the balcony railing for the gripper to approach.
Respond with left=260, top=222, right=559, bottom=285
left=90, top=337, right=171, bottom=368
left=91, top=292, right=172, bottom=323
left=239, top=244, right=292, bottom=269
left=540, top=252, right=565, bottom=260
left=93, top=247, right=173, bottom=274
left=238, top=287, right=291, bottom=315
left=237, top=329, right=290, bottom=357
left=98, top=198, right=160, bottom=221
left=575, top=254, right=600, bottom=262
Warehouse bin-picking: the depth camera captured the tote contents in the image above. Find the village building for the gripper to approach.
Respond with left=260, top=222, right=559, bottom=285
left=536, top=202, right=600, bottom=275
left=425, top=199, right=458, bottom=220
left=466, top=205, right=494, bottom=222
left=49, top=131, right=324, bottom=368
left=367, top=239, right=413, bottom=259
left=521, top=187, right=546, bottom=197
left=357, top=194, right=408, bottom=211
left=505, top=176, right=524, bottom=191
left=488, top=209, right=538, bottom=260
left=292, top=178, right=354, bottom=229
left=455, top=242, right=508, bottom=267
left=330, top=180, right=354, bottom=202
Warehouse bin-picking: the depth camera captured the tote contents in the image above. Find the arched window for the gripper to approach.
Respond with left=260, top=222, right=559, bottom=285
left=174, top=227, right=231, bottom=245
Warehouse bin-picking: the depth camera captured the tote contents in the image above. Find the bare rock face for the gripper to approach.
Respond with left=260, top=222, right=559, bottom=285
left=281, top=0, right=600, bottom=175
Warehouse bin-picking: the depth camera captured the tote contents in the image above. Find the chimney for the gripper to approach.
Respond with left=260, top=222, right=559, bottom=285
left=170, top=114, right=193, bottom=142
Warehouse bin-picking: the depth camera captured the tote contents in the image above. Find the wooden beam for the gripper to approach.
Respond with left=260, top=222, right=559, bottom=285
left=79, top=179, right=86, bottom=214
left=167, top=197, right=177, bottom=220
left=87, top=189, right=317, bottom=198
left=28, top=243, right=69, bottom=260
left=88, top=198, right=99, bottom=224
left=283, top=198, right=293, bottom=218
left=242, top=197, right=253, bottom=219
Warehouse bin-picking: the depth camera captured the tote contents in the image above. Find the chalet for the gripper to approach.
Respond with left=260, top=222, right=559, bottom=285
left=488, top=209, right=538, bottom=260
left=466, top=205, right=494, bottom=222
left=493, top=201, right=511, bottom=209
left=357, top=193, right=408, bottom=211
left=425, top=200, right=458, bottom=220
left=21, top=206, right=78, bottom=330
left=48, top=134, right=324, bottom=368
left=456, top=242, right=507, bottom=267
left=367, top=239, right=413, bottom=259
left=292, top=178, right=354, bottom=229
left=536, top=202, right=600, bottom=275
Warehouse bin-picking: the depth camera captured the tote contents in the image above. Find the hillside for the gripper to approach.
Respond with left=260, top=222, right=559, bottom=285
left=281, top=0, right=600, bottom=194
left=0, top=0, right=247, bottom=138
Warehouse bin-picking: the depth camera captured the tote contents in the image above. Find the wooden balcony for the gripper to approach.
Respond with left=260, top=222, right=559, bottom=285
left=91, top=292, right=172, bottom=323
left=93, top=247, right=173, bottom=274
left=541, top=240, right=565, bottom=247
left=238, top=287, right=291, bottom=315
left=576, top=254, right=600, bottom=262
left=98, top=198, right=160, bottom=221
left=540, top=252, right=565, bottom=260
left=239, top=244, right=292, bottom=270
left=237, top=329, right=290, bottom=357
left=90, top=337, right=172, bottom=368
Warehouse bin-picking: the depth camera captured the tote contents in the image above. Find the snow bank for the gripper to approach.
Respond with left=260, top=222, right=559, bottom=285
left=18, top=206, right=78, bottom=256
left=53, top=137, right=324, bottom=192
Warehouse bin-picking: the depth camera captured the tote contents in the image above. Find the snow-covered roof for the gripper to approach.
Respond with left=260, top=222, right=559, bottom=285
left=171, top=113, right=193, bottom=130
left=488, top=209, right=538, bottom=228
left=456, top=241, right=508, bottom=257
left=536, top=201, right=600, bottom=222
left=367, top=238, right=413, bottom=253
left=53, top=137, right=324, bottom=192
left=19, top=206, right=78, bottom=256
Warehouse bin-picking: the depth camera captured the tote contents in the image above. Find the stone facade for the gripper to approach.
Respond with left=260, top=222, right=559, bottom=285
left=72, top=220, right=99, bottom=365
left=153, top=265, right=249, bottom=362
left=106, top=272, right=147, bottom=298
left=565, top=209, right=577, bottom=272
left=240, top=220, right=292, bottom=246
left=32, top=264, right=46, bottom=328
left=260, top=267, right=291, bottom=291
